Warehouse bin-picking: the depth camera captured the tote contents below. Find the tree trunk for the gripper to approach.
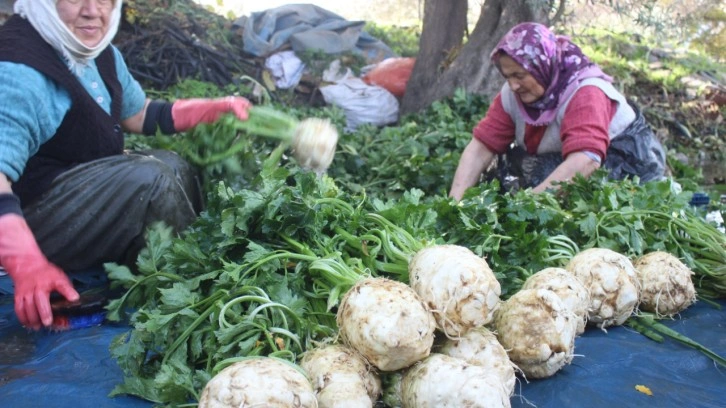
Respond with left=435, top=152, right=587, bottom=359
left=401, top=0, right=551, bottom=115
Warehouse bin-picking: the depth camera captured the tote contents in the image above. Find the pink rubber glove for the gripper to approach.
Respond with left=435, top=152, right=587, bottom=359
left=0, top=214, right=79, bottom=330
left=171, top=96, right=252, bottom=132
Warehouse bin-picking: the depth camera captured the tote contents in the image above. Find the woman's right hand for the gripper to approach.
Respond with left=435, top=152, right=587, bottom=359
left=449, top=139, right=496, bottom=201
left=0, top=214, right=79, bottom=330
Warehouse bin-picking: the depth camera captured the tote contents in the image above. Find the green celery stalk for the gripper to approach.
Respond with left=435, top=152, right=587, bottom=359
left=227, top=106, right=299, bottom=144
left=628, top=314, right=726, bottom=368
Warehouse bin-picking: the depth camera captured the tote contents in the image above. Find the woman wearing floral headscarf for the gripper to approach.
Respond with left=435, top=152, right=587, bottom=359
left=449, top=22, right=665, bottom=200
left=0, top=0, right=253, bottom=330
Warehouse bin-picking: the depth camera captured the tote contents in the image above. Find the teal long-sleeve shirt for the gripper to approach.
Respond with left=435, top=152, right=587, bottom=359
left=0, top=45, right=146, bottom=182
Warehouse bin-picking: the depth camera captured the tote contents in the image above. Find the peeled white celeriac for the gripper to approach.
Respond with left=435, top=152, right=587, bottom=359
left=439, top=326, right=517, bottom=397
left=337, top=277, right=436, bottom=371
left=198, top=357, right=318, bottom=408
left=522, top=267, right=591, bottom=334
left=400, top=353, right=511, bottom=408
left=634, top=251, right=697, bottom=316
left=291, top=117, right=339, bottom=173
left=566, top=247, right=641, bottom=329
left=494, top=288, right=578, bottom=379
left=231, top=106, right=339, bottom=173
left=408, top=244, right=502, bottom=337
left=300, top=344, right=381, bottom=408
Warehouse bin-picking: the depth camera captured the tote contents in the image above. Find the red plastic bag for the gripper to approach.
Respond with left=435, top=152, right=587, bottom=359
left=362, top=57, right=416, bottom=98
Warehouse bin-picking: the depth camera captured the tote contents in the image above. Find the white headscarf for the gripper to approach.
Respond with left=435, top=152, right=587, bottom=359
left=14, top=0, right=123, bottom=74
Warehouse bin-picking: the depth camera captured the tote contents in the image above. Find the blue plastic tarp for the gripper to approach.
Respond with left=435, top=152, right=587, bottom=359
left=510, top=300, right=726, bottom=407
left=0, top=293, right=724, bottom=407
left=0, top=307, right=148, bottom=407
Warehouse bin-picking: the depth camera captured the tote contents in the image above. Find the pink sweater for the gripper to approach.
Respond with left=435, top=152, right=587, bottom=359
left=473, top=86, right=617, bottom=161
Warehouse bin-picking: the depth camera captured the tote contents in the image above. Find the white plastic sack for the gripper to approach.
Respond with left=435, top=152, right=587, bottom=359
left=264, top=50, right=305, bottom=89
left=706, top=211, right=725, bottom=233
left=319, top=60, right=399, bottom=132
left=322, top=59, right=353, bottom=83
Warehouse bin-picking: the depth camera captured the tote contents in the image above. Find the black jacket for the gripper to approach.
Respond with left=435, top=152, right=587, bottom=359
left=0, top=15, right=124, bottom=205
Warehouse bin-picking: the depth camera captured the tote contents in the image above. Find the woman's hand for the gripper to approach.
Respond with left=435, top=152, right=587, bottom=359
left=0, top=214, right=79, bottom=330
left=171, top=96, right=252, bottom=132
left=532, top=151, right=601, bottom=193
left=449, top=139, right=496, bottom=201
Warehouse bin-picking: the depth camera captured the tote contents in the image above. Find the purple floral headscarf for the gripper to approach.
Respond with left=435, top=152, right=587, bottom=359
left=491, top=22, right=612, bottom=126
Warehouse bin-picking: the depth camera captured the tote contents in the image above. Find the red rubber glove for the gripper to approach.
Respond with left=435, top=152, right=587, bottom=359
left=0, top=214, right=79, bottom=330
left=171, top=96, right=252, bottom=132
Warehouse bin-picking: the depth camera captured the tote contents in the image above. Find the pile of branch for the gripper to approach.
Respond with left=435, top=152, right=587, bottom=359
left=113, top=0, right=258, bottom=90
left=115, top=22, right=256, bottom=90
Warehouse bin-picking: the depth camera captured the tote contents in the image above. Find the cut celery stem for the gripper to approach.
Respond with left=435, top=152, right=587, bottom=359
left=228, top=106, right=299, bottom=143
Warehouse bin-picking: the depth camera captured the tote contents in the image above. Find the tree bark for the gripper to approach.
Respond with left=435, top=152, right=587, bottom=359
left=401, top=0, right=551, bottom=115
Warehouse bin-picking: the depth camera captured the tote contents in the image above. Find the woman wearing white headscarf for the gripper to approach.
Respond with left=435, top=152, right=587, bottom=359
left=0, top=0, right=252, bottom=330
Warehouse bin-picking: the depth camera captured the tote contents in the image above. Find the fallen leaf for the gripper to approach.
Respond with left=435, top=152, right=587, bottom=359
left=635, top=384, right=653, bottom=396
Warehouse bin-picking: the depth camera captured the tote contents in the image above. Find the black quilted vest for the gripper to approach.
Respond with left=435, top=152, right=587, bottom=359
left=0, top=15, right=124, bottom=205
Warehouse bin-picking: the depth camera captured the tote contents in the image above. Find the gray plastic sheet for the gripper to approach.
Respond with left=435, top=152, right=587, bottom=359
left=0, top=291, right=723, bottom=407
left=234, top=4, right=396, bottom=62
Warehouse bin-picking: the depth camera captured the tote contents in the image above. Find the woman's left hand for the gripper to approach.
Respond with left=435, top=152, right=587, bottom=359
left=532, top=151, right=601, bottom=193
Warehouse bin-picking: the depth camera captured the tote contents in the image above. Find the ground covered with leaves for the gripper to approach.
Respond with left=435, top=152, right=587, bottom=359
left=577, top=30, right=725, bottom=189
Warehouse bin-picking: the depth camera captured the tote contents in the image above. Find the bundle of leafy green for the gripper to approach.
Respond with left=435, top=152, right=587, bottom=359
left=108, top=88, right=725, bottom=405
left=106, top=162, right=725, bottom=404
